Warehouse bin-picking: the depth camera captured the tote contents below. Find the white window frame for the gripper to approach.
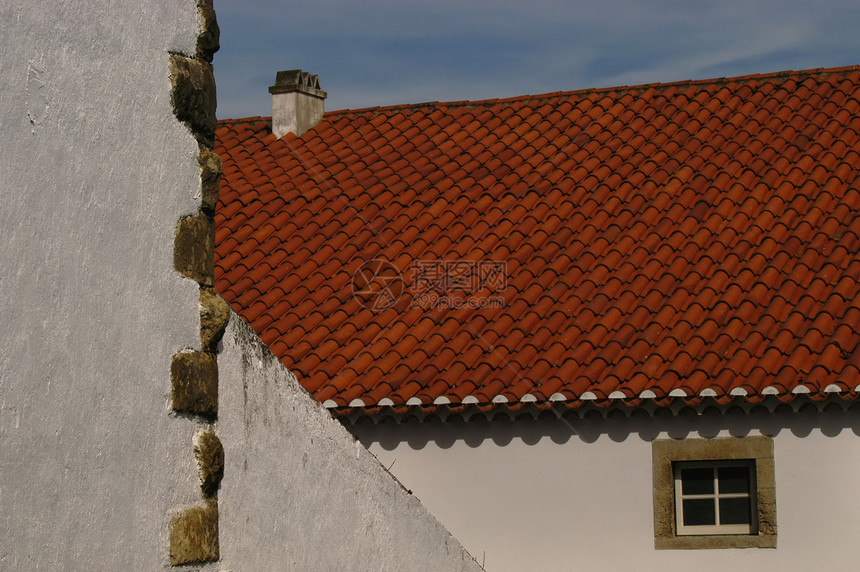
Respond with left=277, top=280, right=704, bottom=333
left=674, top=459, right=757, bottom=536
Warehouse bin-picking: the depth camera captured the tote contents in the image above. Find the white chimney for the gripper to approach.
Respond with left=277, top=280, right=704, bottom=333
left=269, top=70, right=327, bottom=138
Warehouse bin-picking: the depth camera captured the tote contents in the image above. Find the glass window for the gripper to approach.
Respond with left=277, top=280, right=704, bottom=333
left=674, top=460, right=756, bottom=535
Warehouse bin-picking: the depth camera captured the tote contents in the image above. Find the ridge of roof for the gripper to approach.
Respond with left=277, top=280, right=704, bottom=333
left=218, top=64, right=860, bottom=123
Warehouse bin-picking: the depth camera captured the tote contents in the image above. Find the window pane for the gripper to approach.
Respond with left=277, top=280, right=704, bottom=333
left=683, top=499, right=716, bottom=525
left=719, top=497, right=751, bottom=525
left=681, top=467, right=714, bottom=494
left=718, top=466, right=750, bottom=494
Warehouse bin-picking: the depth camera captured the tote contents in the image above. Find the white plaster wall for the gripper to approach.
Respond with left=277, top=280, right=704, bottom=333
left=0, top=1, right=204, bottom=569
left=353, top=406, right=860, bottom=572
left=215, top=315, right=482, bottom=571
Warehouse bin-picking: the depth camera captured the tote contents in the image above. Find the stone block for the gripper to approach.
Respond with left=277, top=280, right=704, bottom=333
left=194, top=431, right=224, bottom=499
left=174, top=213, right=214, bottom=286
left=196, top=0, right=220, bottom=63
left=169, top=54, right=216, bottom=146
left=200, top=287, right=230, bottom=350
left=168, top=499, right=219, bottom=565
left=171, top=351, right=218, bottom=417
left=199, top=147, right=222, bottom=215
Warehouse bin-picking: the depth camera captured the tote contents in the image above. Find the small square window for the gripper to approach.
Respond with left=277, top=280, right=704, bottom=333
left=674, top=460, right=756, bottom=535
left=652, top=436, right=776, bottom=549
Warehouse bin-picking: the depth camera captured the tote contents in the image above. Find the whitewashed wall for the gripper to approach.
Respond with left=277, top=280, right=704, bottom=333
left=0, top=1, right=203, bottom=569
left=216, top=316, right=481, bottom=571
left=352, top=405, right=860, bottom=572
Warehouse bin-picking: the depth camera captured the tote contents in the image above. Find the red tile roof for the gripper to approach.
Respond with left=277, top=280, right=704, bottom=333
left=215, top=66, right=860, bottom=413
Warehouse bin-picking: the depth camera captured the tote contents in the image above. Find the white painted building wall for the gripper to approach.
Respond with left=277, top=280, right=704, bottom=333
left=0, top=1, right=203, bottom=569
left=352, top=405, right=860, bottom=572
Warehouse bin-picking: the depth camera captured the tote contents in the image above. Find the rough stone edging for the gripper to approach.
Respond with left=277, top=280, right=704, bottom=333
left=167, top=1, right=227, bottom=565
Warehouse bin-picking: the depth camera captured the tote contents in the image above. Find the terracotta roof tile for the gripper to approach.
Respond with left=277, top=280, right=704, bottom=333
left=217, top=66, right=860, bottom=411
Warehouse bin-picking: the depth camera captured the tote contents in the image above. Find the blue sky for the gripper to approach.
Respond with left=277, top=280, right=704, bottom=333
left=214, top=0, right=860, bottom=119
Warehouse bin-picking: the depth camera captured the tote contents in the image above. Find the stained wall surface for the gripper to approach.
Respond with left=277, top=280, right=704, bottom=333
left=0, top=1, right=204, bottom=569
left=216, top=315, right=481, bottom=571
left=353, top=406, right=860, bottom=572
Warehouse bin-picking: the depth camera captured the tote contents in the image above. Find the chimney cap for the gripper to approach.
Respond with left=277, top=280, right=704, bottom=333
left=269, top=69, right=327, bottom=99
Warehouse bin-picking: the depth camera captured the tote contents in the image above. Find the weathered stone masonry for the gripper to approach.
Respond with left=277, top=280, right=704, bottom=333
left=167, top=0, right=227, bottom=565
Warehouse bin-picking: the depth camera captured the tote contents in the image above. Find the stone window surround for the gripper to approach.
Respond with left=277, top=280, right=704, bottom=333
left=652, top=435, right=777, bottom=549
